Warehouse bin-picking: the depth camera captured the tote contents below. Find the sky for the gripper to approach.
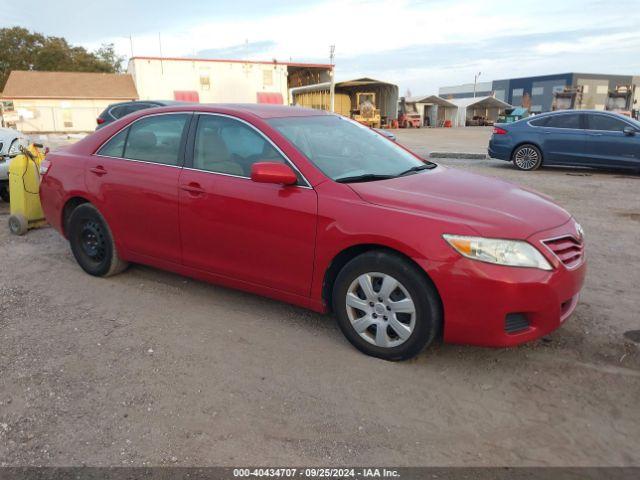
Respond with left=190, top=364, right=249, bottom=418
left=3, top=0, right=640, bottom=94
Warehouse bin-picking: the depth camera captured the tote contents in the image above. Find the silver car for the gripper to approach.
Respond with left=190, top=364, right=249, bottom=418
left=0, top=127, right=29, bottom=202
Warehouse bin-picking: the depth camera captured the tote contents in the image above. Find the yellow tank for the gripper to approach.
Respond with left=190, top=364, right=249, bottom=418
left=8, top=144, right=47, bottom=235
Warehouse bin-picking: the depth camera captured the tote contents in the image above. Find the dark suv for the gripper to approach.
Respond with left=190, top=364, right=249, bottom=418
left=96, top=100, right=187, bottom=130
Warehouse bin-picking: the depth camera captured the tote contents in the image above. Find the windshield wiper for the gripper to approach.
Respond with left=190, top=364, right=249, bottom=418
left=335, top=173, right=395, bottom=183
left=397, top=163, right=437, bottom=177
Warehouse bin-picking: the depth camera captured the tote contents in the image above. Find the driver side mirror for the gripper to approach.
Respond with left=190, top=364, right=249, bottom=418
left=251, top=162, right=297, bottom=186
left=623, top=126, right=636, bottom=136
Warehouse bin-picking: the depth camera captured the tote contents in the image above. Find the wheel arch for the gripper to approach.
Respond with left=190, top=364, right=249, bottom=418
left=61, top=196, right=92, bottom=237
left=321, top=243, right=443, bottom=317
left=510, top=141, right=544, bottom=162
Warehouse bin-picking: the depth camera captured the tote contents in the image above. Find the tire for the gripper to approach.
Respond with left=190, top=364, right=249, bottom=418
left=8, top=214, right=28, bottom=235
left=512, top=144, right=543, bottom=171
left=67, top=203, right=128, bottom=277
left=332, top=250, right=442, bottom=361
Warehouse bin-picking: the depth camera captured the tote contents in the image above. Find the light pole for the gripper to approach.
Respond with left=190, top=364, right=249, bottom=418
left=329, top=45, right=336, bottom=113
left=473, top=71, right=481, bottom=98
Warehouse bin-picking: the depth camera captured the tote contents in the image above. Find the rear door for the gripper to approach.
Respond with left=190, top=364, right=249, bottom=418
left=87, top=113, right=191, bottom=264
left=584, top=113, right=640, bottom=169
left=540, top=113, right=589, bottom=164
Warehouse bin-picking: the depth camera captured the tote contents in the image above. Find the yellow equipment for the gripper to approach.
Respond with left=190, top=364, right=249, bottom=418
left=352, top=92, right=381, bottom=128
left=8, top=144, right=47, bottom=236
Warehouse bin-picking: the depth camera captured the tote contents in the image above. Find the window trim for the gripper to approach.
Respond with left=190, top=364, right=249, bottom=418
left=185, top=112, right=311, bottom=188
left=94, top=111, right=194, bottom=169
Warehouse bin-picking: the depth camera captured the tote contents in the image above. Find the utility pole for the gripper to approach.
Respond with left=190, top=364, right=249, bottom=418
left=329, top=45, right=336, bottom=113
left=159, top=32, right=164, bottom=75
left=473, top=71, right=481, bottom=98
left=129, top=35, right=134, bottom=58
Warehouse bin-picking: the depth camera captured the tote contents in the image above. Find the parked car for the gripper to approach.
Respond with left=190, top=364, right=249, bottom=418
left=489, top=109, right=640, bottom=171
left=0, top=127, right=29, bottom=202
left=95, top=100, right=187, bottom=130
left=40, top=105, right=586, bottom=360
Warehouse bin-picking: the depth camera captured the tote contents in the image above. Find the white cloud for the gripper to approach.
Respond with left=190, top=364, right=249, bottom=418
left=80, top=0, right=640, bottom=93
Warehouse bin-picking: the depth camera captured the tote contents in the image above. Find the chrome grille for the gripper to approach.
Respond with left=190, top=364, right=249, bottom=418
left=543, top=236, right=584, bottom=268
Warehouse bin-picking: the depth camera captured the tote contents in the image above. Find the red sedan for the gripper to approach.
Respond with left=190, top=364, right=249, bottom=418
left=39, top=105, right=586, bottom=360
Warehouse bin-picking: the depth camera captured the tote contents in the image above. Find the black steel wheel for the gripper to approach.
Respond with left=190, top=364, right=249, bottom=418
left=68, top=203, right=128, bottom=277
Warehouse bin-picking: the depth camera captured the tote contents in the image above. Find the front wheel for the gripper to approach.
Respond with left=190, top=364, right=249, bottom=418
left=67, top=203, right=128, bottom=277
left=332, top=251, right=442, bottom=361
left=512, top=144, right=543, bottom=171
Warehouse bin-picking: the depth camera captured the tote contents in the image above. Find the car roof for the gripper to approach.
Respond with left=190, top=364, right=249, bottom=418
left=143, top=103, right=329, bottom=119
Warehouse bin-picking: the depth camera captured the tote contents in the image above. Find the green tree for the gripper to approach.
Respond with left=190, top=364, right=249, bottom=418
left=0, top=27, right=124, bottom=89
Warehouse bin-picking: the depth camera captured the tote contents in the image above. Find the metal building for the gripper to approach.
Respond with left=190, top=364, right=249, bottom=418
left=440, top=73, right=640, bottom=116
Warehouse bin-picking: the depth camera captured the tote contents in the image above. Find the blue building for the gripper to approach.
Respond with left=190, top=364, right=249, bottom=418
left=440, top=73, right=640, bottom=114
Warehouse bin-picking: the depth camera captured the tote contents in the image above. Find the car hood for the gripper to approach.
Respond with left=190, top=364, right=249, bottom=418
left=347, top=166, right=571, bottom=239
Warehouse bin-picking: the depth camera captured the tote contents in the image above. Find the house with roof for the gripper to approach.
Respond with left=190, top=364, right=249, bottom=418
left=1, top=71, right=138, bottom=133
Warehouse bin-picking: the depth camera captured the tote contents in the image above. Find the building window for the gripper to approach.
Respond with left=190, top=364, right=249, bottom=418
left=596, top=85, right=608, bottom=95
left=199, top=75, right=211, bottom=91
left=494, top=89, right=505, bottom=101
left=530, top=105, right=543, bottom=112
left=552, top=85, right=565, bottom=93
left=263, top=69, right=273, bottom=87
left=532, top=86, right=544, bottom=96
left=512, top=88, right=523, bottom=97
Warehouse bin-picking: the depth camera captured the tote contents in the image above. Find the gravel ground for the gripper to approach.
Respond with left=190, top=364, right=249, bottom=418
left=0, top=130, right=639, bottom=466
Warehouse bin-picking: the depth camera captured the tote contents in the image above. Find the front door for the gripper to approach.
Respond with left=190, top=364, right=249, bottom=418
left=179, top=114, right=317, bottom=297
left=87, top=113, right=191, bottom=264
left=585, top=113, right=640, bottom=169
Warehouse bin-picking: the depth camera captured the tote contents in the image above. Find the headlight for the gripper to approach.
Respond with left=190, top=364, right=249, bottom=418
left=443, top=234, right=552, bottom=270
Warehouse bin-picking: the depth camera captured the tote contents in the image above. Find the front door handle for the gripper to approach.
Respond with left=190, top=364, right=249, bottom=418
left=180, top=182, right=206, bottom=196
left=89, top=166, right=107, bottom=176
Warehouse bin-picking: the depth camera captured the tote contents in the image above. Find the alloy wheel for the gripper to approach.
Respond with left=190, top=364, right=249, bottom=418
left=514, top=147, right=539, bottom=170
left=345, top=272, right=416, bottom=348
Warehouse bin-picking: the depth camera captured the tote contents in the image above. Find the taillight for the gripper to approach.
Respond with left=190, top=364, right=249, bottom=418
left=493, top=127, right=507, bottom=135
left=39, top=159, right=52, bottom=175
left=97, top=117, right=105, bottom=125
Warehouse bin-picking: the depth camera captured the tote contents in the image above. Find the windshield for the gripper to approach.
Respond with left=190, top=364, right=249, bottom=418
left=268, top=115, right=432, bottom=182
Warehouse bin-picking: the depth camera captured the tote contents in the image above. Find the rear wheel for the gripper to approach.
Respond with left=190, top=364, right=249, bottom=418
left=68, top=203, right=128, bottom=277
left=332, top=251, right=442, bottom=361
left=512, top=144, right=543, bottom=171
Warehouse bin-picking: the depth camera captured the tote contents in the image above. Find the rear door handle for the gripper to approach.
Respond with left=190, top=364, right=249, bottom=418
left=180, top=182, right=206, bottom=196
left=89, top=166, right=107, bottom=176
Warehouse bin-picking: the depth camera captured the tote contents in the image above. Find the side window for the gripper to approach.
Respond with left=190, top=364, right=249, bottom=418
left=529, top=116, right=549, bottom=127
left=193, top=115, right=284, bottom=177
left=97, top=129, right=128, bottom=157
left=587, top=115, right=629, bottom=132
left=545, top=114, right=582, bottom=129
left=124, top=114, right=189, bottom=166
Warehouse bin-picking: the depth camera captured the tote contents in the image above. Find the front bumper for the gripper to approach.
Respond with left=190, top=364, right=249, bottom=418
left=423, top=221, right=586, bottom=347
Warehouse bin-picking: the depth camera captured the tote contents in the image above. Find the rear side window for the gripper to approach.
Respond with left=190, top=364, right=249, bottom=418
left=545, top=114, right=582, bottom=129
left=97, top=129, right=128, bottom=157
left=124, top=114, right=189, bottom=166
left=587, top=114, right=629, bottom=132
left=529, top=116, right=549, bottom=127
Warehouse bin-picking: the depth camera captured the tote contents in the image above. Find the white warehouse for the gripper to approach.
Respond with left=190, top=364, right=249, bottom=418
left=128, top=56, right=332, bottom=105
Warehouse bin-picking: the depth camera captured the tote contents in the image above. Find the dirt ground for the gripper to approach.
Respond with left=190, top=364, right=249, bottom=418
left=0, top=129, right=639, bottom=467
